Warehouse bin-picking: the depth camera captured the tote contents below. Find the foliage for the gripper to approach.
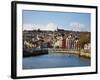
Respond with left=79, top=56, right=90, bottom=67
left=79, top=32, right=90, bottom=48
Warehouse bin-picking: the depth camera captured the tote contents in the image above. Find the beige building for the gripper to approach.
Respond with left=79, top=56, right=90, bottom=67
left=54, top=36, right=63, bottom=48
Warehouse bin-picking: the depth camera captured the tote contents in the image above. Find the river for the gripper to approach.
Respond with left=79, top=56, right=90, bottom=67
left=23, top=53, right=90, bottom=69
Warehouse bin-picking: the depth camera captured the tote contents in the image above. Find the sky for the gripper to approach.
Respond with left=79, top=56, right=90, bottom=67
left=23, top=10, right=91, bottom=32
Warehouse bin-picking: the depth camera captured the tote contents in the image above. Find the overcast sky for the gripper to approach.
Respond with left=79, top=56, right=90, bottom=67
left=23, top=10, right=91, bottom=32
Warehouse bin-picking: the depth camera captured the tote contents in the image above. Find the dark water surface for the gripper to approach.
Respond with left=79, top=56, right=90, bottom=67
left=23, top=53, right=90, bottom=69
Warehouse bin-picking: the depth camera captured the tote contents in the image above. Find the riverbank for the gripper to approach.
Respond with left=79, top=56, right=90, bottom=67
left=23, top=48, right=91, bottom=59
left=48, top=50, right=91, bottom=59
left=49, top=50, right=80, bottom=54
left=79, top=52, right=91, bottom=59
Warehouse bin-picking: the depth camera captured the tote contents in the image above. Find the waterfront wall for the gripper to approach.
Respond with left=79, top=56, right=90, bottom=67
left=23, top=48, right=90, bottom=59
left=23, top=48, right=48, bottom=57
left=48, top=48, right=91, bottom=58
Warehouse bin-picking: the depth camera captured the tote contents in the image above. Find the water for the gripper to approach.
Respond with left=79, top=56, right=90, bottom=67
left=23, top=53, right=90, bottom=69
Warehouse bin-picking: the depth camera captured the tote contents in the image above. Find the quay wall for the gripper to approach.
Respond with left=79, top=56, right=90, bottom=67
left=23, top=49, right=48, bottom=57
left=48, top=49, right=91, bottom=59
left=23, top=48, right=90, bottom=59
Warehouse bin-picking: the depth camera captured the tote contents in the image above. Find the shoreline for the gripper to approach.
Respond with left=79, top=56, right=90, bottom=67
left=23, top=49, right=91, bottom=59
left=48, top=50, right=91, bottom=59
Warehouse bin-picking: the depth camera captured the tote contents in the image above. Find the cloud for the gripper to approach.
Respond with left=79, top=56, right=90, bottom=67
left=45, top=23, right=58, bottom=31
left=68, top=22, right=88, bottom=31
left=23, top=22, right=89, bottom=32
left=23, top=23, right=58, bottom=31
left=23, top=24, right=34, bottom=30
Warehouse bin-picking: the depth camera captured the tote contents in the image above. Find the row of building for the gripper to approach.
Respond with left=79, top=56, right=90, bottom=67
left=23, top=28, right=91, bottom=52
left=23, top=29, right=81, bottom=50
left=54, top=34, right=80, bottom=49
